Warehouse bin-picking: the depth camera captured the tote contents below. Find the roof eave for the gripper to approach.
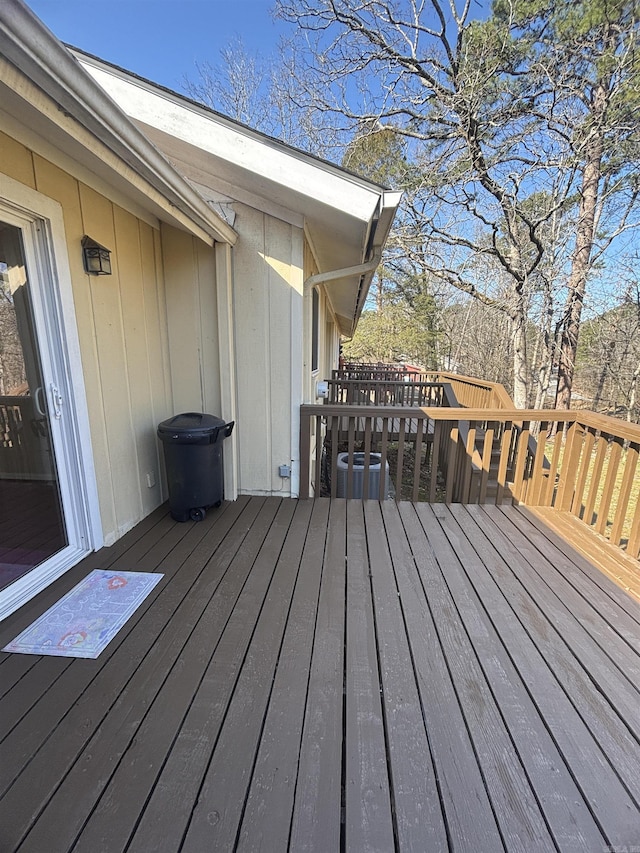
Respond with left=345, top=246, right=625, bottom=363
left=0, top=0, right=236, bottom=246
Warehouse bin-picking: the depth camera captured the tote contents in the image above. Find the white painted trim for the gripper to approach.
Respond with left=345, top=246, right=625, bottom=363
left=290, top=230, right=305, bottom=498
left=179, top=168, right=305, bottom=230
left=0, top=547, right=86, bottom=623
left=215, top=242, right=238, bottom=501
left=78, top=57, right=387, bottom=223
left=0, top=172, right=102, bottom=620
left=0, top=61, right=219, bottom=246
left=0, top=106, right=161, bottom=231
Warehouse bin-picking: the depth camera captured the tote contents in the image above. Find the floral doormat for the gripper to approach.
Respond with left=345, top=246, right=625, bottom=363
left=2, top=569, right=163, bottom=658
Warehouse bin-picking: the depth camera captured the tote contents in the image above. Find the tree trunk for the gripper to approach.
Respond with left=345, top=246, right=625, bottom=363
left=628, top=358, right=640, bottom=422
left=512, top=312, right=529, bottom=408
left=555, top=83, right=607, bottom=411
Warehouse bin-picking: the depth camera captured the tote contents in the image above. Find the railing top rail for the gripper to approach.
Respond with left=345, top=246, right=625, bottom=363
left=422, top=407, right=640, bottom=442
left=327, top=379, right=445, bottom=387
left=426, top=370, right=495, bottom=388
left=303, top=402, right=640, bottom=440
left=303, top=403, right=433, bottom=418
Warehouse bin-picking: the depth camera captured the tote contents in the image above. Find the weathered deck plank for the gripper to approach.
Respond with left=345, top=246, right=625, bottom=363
left=407, top=503, right=605, bottom=851
left=237, top=499, right=330, bottom=852
left=4, top=497, right=256, bottom=852
left=1, top=496, right=640, bottom=852
left=436, top=503, right=640, bottom=846
left=344, top=500, right=394, bottom=852
left=366, top=500, right=448, bottom=851
left=289, top=499, right=346, bottom=852
left=402, top=503, right=555, bottom=851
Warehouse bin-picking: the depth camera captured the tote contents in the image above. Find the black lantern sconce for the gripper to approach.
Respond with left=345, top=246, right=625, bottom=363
left=82, top=235, right=112, bottom=275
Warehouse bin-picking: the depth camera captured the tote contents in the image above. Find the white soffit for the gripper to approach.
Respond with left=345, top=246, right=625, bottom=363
left=76, top=57, right=385, bottom=229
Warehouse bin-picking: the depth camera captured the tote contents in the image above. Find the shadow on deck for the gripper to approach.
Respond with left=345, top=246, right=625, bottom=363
left=1, top=495, right=640, bottom=851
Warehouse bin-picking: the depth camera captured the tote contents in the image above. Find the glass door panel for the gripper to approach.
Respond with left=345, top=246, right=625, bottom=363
left=0, top=221, right=66, bottom=592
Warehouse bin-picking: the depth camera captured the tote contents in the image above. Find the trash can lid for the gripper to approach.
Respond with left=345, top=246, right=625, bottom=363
left=157, top=412, right=227, bottom=439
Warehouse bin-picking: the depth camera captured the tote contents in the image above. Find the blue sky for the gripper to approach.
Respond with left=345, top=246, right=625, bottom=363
left=27, top=0, right=287, bottom=93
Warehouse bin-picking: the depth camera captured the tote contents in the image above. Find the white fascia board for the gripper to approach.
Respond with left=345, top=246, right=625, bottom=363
left=0, top=0, right=236, bottom=245
left=162, top=150, right=305, bottom=230
left=376, top=192, right=404, bottom=249
left=77, top=57, right=385, bottom=226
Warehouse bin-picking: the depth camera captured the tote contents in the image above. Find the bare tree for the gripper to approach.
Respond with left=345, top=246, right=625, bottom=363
left=275, top=0, right=640, bottom=407
left=494, top=0, right=640, bottom=409
left=182, top=36, right=346, bottom=155
left=273, top=0, right=575, bottom=405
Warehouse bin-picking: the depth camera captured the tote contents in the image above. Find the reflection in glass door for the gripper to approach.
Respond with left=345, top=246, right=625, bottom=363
left=0, top=222, right=67, bottom=592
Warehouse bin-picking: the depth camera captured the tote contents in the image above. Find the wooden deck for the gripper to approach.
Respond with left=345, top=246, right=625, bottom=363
left=1, top=496, right=640, bottom=851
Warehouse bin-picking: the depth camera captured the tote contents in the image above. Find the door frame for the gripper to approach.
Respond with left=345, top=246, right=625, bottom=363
left=0, top=173, right=102, bottom=622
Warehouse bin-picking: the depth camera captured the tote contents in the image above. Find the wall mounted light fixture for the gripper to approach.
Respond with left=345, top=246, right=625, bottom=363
left=82, top=235, right=112, bottom=275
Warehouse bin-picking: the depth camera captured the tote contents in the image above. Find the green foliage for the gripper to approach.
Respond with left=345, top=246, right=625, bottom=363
left=342, top=125, right=408, bottom=186
left=342, top=300, right=440, bottom=368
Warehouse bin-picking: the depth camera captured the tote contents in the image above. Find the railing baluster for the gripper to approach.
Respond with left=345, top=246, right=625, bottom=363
left=313, top=415, right=323, bottom=498
left=395, top=418, right=407, bottom=499
left=412, top=417, right=424, bottom=503
left=478, top=423, right=494, bottom=504
left=430, top=420, right=441, bottom=503
left=583, top=434, right=607, bottom=525
left=495, top=422, right=513, bottom=505
left=512, top=421, right=531, bottom=504
left=596, top=436, right=623, bottom=536
left=445, top=424, right=458, bottom=503
left=543, top=426, right=563, bottom=507
left=330, top=416, right=339, bottom=498
left=362, top=418, right=372, bottom=501
left=628, top=492, right=640, bottom=559
left=461, top=422, right=476, bottom=503
left=299, top=410, right=311, bottom=499
left=571, top=427, right=596, bottom=517
left=347, top=417, right=356, bottom=499
left=610, top=442, right=639, bottom=547
left=557, top=421, right=584, bottom=511
left=527, top=421, right=549, bottom=506
left=380, top=419, right=390, bottom=501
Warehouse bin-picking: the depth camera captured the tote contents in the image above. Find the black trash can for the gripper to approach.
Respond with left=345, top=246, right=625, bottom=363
left=157, top=412, right=234, bottom=522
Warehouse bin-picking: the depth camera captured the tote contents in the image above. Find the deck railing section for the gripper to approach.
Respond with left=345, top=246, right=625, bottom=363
left=326, top=379, right=445, bottom=407
left=332, top=368, right=512, bottom=409
left=301, top=370, right=640, bottom=559
left=300, top=404, right=436, bottom=503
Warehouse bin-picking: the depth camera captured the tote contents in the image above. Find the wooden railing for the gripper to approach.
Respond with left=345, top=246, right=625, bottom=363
left=300, top=403, right=640, bottom=560
left=332, top=368, right=513, bottom=409
left=421, top=370, right=514, bottom=409
left=326, top=379, right=446, bottom=407
left=300, top=404, right=438, bottom=503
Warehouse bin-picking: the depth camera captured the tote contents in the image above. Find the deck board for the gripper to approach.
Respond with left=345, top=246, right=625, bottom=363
left=1, top=496, right=640, bottom=851
left=344, top=501, right=394, bottom=853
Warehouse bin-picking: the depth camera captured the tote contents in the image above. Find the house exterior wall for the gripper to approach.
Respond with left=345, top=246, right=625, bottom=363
left=0, top=130, right=222, bottom=544
left=232, top=202, right=303, bottom=497
left=303, top=234, right=342, bottom=400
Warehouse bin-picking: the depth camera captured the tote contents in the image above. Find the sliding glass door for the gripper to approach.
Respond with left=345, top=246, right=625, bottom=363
left=0, top=220, right=67, bottom=591
left=0, top=181, right=99, bottom=621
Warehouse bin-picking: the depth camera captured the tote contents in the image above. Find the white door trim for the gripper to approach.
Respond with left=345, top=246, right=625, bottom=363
left=0, top=172, right=102, bottom=622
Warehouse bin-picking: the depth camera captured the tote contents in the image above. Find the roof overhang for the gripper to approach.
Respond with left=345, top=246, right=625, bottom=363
left=73, top=51, right=402, bottom=335
left=0, top=0, right=236, bottom=246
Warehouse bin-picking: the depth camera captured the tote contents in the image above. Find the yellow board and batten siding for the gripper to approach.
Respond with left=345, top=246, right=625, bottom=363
left=232, top=202, right=303, bottom=495
left=1, top=130, right=221, bottom=544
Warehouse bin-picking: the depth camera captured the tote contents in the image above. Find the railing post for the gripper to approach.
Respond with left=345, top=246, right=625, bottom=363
left=299, top=407, right=311, bottom=499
